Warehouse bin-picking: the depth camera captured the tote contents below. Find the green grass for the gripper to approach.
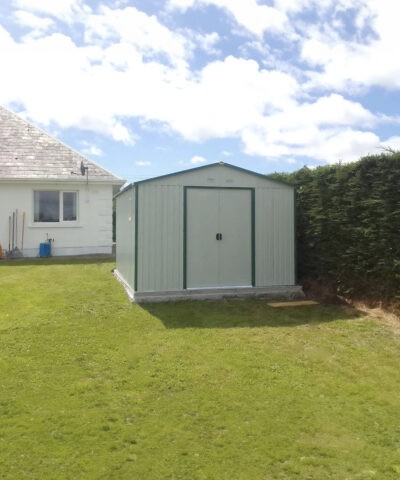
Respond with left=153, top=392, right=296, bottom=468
left=1, top=258, right=400, bottom=479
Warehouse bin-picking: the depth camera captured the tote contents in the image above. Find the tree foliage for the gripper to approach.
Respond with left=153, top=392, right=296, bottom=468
left=269, top=152, right=400, bottom=300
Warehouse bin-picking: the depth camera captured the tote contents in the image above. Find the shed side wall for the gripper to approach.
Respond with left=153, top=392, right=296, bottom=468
left=116, top=189, right=134, bottom=289
left=137, top=184, right=183, bottom=292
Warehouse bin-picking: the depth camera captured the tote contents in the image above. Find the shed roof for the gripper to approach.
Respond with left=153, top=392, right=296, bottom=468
left=115, top=161, right=292, bottom=198
left=0, top=106, right=125, bottom=184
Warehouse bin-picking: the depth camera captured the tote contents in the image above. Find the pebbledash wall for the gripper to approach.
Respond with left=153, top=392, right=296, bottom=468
left=0, top=180, right=114, bottom=257
left=115, top=162, right=303, bottom=302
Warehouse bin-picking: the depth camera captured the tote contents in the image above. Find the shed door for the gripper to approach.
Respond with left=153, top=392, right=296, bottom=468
left=185, top=188, right=253, bottom=288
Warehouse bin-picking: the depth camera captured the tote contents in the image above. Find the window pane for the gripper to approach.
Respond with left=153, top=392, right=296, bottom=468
left=34, top=191, right=59, bottom=222
left=63, top=192, right=77, bottom=221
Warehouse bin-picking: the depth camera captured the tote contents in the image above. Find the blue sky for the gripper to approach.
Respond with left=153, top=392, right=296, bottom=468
left=1, top=0, right=399, bottom=183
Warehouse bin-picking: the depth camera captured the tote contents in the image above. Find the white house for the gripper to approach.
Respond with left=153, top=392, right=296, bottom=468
left=0, top=106, right=125, bottom=257
left=115, top=162, right=303, bottom=302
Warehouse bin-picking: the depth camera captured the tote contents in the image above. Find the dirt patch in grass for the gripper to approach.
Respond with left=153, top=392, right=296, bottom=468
left=300, top=276, right=400, bottom=334
left=349, top=301, right=400, bottom=335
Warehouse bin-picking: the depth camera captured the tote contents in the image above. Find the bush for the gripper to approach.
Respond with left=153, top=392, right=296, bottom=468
left=269, top=152, right=400, bottom=302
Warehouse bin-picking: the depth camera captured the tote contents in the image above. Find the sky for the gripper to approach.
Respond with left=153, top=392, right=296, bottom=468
left=1, top=0, right=400, bottom=183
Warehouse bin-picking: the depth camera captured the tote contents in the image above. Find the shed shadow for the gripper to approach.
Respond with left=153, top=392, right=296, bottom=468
left=140, top=299, right=361, bottom=329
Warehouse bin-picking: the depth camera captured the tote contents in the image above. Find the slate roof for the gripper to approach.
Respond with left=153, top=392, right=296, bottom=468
left=0, top=106, right=125, bottom=184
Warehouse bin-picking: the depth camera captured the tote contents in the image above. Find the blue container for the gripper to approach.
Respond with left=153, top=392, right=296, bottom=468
left=39, top=242, right=51, bottom=257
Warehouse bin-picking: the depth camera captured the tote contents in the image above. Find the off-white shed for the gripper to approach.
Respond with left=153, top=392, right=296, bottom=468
left=114, top=162, right=302, bottom=302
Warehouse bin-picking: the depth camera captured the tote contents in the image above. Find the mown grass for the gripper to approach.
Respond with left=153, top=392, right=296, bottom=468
left=1, top=258, right=400, bottom=479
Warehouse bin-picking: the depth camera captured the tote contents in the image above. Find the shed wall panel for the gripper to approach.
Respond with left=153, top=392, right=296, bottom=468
left=137, top=184, right=183, bottom=292
left=116, top=189, right=134, bottom=289
left=255, top=188, right=295, bottom=286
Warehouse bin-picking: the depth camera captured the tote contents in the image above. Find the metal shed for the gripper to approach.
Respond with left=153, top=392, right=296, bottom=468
left=114, top=162, right=303, bottom=302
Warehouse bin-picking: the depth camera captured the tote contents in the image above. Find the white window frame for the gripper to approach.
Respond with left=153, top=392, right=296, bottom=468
left=33, top=190, right=79, bottom=225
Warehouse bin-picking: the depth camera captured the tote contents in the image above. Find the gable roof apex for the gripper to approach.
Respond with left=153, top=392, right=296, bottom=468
left=134, top=161, right=293, bottom=187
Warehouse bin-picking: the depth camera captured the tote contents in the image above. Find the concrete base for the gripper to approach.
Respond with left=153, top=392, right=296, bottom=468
left=113, top=270, right=304, bottom=303
left=134, top=286, right=304, bottom=303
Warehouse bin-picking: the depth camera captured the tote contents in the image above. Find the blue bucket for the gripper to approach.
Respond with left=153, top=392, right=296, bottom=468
left=39, top=242, right=51, bottom=257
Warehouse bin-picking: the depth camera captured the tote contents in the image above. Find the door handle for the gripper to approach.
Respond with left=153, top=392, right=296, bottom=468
left=216, top=233, right=222, bottom=240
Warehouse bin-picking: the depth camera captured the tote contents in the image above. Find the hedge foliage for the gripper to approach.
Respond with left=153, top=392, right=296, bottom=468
left=269, top=152, right=400, bottom=300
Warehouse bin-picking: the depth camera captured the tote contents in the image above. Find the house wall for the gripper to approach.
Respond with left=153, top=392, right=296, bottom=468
left=116, top=164, right=295, bottom=293
left=0, top=181, right=114, bottom=257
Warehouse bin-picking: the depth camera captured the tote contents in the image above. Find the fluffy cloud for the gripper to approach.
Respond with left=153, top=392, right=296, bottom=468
left=168, top=0, right=288, bottom=36
left=1, top=1, right=399, bottom=166
left=0, top=28, right=135, bottom=143
left=12, top=0, right=89, bottom=21
left=136, top=161, right=152, bottom=166
left=85, top=6, right=191, bottom=66
left=13, top=10, right=54, bottom=35
left=301, top=0, right=400, bottom=91
left=381, top=136, right=400, bottom=152
left=190, top=155, right=206, bottom=164
left=240, top=94, right=382, bottom=163
left=160, top=56, right=299, bottom=141
left=81, top=142, right=103, bottom=156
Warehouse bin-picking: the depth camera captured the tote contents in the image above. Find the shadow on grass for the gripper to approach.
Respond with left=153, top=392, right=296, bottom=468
left=141, top=299, right=362, bottom=329
left=0, top=256, right=114, bottom=267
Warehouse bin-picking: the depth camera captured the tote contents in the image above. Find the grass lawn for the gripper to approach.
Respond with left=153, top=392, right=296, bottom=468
left=1, top=259, right=400, bottom=479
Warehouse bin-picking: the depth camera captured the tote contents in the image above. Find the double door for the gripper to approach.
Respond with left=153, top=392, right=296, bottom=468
left=185, top=187, right=254, bottom=288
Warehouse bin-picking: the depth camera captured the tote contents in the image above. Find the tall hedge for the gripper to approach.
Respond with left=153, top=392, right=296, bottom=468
left=269, top=152, right=400, bottom=301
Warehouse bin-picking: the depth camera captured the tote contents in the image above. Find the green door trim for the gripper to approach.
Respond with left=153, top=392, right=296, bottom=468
left=251, top=188, right=256, bottom=287
left=183, top=186, right=256, bottom=289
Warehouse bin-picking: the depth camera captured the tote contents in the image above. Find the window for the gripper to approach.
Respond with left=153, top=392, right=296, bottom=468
left=34, top=191, right=78, bottom=223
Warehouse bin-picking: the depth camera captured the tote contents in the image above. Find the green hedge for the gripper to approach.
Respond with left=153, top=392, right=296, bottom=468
left=269, top=152, right=400, bottom=300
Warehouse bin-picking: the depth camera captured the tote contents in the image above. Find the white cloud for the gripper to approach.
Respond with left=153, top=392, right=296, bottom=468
left=12, top=0, right=88, bottom=21
left=167, top=0, right=288, bottom=36
left=301, top=0, right=400, bottom=91
left=13, top=10, right=54, bottom=35
left=85, top=6, right=191, bottom=66
left=190, top=155, right=206, bottom=164
left=188, top=31, right=220, bottom=56
left=167, top=0, right=196, bottom=9
left=300, top=130, right=381, bottom=164
left=0, top=29, right=137, bottom=144
left=240, top=94, right=382, bottom=163
left=2, top=1, right=399, bottom=168
left=380, top=136, right=400, bottom=152
left=242, top=126, right=382, bottom=165
left=161, top=56, right=298, bottom=141
left=285, top=157, right=297, bottom=164
left=81, top=142, right=103, bottom=156
left=136, top=161, right=152, bottom=166
left=0, top=23, right=388, bottom=164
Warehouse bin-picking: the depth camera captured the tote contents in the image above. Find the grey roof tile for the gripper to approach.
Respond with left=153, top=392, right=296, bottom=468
left=0, top=106, right=125, bottom=184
